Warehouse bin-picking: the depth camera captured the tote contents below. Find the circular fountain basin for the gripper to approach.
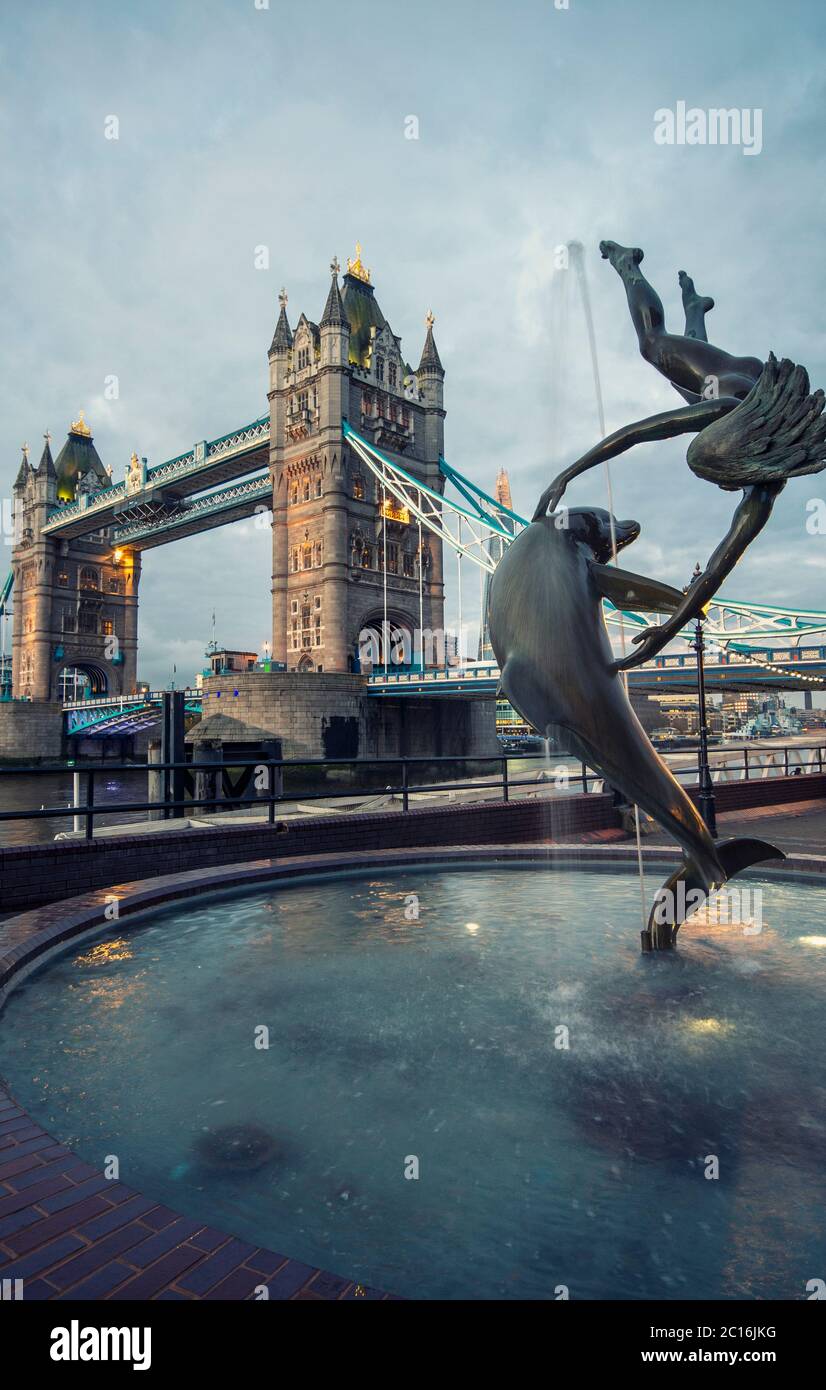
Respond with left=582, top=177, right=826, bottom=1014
left=1, top=862, right=824, bottom=1300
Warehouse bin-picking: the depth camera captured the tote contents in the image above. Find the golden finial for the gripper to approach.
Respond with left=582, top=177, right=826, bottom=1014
left=21, top=442, right=29, bottom=460
left=330, top=255, right=341, bottom=277
left=425, top=310, right=435, bottom=330
left=347, top=243, right=371, bottom=284
left=278, top=287, right=288, bottom=311
left=70, top=409, right=92, bottom=437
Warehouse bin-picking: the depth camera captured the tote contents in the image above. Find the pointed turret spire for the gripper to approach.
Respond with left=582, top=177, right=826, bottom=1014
left=269, top=287, right=293, bottom=353
left=417, top=310, right=444, bottom=374
left=14, top=443, right=31, bottom=491
left=36, top=431, right=56, bottom=480
left=320, top=256, right=349, bottom=328
left=495, top=468, right=512, bottom=510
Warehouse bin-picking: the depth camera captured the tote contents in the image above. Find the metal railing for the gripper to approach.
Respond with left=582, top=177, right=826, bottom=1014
left=0, top=743, right=823, bottom=842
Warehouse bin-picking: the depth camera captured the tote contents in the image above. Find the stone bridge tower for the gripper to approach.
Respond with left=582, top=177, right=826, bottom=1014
left=268, top=247, right=446, bottom=672
left=10, top=416, right=140, bottom=701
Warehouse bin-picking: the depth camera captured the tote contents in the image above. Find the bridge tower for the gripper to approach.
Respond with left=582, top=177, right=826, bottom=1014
left=10, top=416, right=140, bottom=701
left=268, top=248, right=446, bottom=673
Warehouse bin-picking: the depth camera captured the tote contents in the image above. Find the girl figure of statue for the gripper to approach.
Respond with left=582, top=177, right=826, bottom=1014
left=534, top=241, right=826, bottom=668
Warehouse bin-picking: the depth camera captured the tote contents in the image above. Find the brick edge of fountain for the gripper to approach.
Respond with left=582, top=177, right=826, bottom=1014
left=1, top=841, right=824, bottom=1301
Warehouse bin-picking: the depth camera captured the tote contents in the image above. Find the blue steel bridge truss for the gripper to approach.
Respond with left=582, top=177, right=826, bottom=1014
left=3, top=413, right=826, bottom=720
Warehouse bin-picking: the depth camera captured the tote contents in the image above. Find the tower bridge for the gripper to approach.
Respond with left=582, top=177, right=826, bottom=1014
left=3, top=246, right=826, bottom=762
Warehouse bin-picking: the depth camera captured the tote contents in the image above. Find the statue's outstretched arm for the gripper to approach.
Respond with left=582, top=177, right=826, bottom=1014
left=615, top=482, right=783, bottom=670
left=532, top=396, right=740, bottom=521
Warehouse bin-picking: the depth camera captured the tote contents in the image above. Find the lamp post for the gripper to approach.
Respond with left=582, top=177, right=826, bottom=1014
left=688, top=563, right=717, bottom=837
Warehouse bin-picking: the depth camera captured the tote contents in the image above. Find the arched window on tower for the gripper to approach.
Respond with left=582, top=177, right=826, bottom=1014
left=79, top=567, right=99, bottom=591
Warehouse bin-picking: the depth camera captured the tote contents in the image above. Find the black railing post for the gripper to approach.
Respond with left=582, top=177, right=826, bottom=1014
left=581, top=761, right=588, bottom=793
left=743, top=747, right=749, bottom=781
left=784, top=746, right=789, bottom=778
left=85, top=768, right=95, bottom=841
left=171, top=692, right=186, bottom=817
left=502, top=756, right=509, bottom=803
left=692, top=613, right=717, bottom=837
left=402, top=760, right=409, bottom=813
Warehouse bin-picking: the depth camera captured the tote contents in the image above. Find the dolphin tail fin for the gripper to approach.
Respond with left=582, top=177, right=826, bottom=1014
left=645, top=837, right=784, bottom=948
left=716, top=836, right=785, bottom=879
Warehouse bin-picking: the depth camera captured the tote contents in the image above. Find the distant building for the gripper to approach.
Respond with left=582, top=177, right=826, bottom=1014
left=478, top=468, right=515, bottom=661
left=206, top=648, right=258, bottom=676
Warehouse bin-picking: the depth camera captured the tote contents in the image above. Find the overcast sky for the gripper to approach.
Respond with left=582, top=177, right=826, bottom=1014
left=2, top=0, right=825, bottom=689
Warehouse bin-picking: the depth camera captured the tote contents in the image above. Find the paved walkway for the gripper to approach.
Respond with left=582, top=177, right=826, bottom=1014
left=644, top=797, right=826, bottom=858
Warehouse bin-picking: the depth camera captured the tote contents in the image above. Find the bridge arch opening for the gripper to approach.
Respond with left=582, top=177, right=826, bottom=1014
left=57, top=663, right=109, bottom=702
left=356, top=610, right=417, bottom=672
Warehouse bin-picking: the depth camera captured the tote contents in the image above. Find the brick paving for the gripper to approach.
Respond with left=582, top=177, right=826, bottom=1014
left=0, top=807, right=823, bottom=1301
left=0, top=1085, right=391, bottom=1301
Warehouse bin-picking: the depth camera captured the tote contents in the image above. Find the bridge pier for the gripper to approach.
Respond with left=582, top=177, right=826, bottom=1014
left=0, top=701, right=63, bottom=762
left=193, top=672, right=500, bottom=761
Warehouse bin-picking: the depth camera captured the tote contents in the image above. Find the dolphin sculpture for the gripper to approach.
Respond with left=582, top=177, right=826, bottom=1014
left=487, top=506, right=783, bottom=948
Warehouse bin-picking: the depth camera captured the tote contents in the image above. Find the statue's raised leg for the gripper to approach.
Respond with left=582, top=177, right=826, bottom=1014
left=678, top=270, right=714, bottom=342
left=599, top=239, right=763, bottom=401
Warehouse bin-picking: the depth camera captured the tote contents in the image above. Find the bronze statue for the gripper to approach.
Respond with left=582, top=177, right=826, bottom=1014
left=534, top=242, right=826, bottom=668
left=487, top=505, right=781, bottom=949
left=488, top=240, right=826, bottom=948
